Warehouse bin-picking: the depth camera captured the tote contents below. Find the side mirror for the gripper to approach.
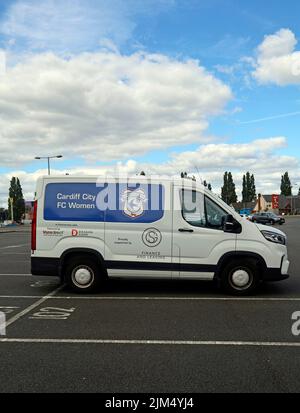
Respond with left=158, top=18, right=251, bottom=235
left=222, top=214, right=242, bottom=234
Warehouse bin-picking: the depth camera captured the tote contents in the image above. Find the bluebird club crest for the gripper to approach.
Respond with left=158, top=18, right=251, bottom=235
left=121, top=189, right=148, bottom=218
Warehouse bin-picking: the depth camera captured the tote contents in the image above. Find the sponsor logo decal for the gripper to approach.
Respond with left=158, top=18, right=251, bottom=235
left=137, top=251, right=166, bottom=260
left=142, top=228, right=162, bottom=248
left=72, top=229, right=94, bottom=237
left=43, top=229, right=64, bottom=237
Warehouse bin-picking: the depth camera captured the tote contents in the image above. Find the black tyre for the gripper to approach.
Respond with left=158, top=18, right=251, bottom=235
left=65, top=255, right=104, bottom=293
left=220, top=259, right=260, bottom=296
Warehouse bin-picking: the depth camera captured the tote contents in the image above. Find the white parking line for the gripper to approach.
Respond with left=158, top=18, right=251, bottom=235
left=0, top=338, right=300, bottom=347
left=0, top=274, right=33, bottom=277
left=0, top=253, right=29, bottom=255
left=4, top=286, right=63, bottom=329
left=1, top=295, right=300, bottom=301
left=0, top=244, right=30, bottom=250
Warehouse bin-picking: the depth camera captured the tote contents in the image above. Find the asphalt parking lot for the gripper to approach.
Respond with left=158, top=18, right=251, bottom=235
left=0, top=219, right=300, bottom=393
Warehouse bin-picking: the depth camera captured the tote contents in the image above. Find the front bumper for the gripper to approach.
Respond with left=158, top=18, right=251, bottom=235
left=264, top=269, right=289, bottom=282
left=263, top=255, right=290, bottom=282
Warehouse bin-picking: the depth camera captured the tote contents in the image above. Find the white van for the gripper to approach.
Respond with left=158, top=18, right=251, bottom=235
left=31, top=176, right=290, bottom=295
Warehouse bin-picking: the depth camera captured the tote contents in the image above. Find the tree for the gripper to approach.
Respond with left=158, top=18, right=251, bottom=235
left=221, top=172, right=229, bottom=203
left=281, top=172, right=292, bottom=196
left=8, top=177, right=25, bottom=222
left=242, top=172, right=256, bottom=202
left=221, top=172, right=237, bottom=205
left=250, top=174, right=256, bottom=202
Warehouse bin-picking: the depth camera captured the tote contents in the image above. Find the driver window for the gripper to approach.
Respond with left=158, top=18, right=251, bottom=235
left=205, top=196, right=227, bottom=229
left=181, top=190, right=206, bottom=227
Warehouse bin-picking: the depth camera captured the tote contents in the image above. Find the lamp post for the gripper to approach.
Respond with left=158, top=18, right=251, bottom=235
left=35, top=155, right=63, bottom=175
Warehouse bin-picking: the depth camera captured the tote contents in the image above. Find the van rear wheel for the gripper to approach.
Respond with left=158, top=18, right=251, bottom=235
left=220, top=259, right=259, bottom=296
left=65, top=255, right=103, bottom=293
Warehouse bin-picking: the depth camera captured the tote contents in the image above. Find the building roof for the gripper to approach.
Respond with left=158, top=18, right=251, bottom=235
left=262, top=195, right=273, bottom=202
left=262, top=194, right=288, bottom=209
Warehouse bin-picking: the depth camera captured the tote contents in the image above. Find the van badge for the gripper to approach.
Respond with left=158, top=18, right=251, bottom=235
left=121, top=189, right=148, bottom=218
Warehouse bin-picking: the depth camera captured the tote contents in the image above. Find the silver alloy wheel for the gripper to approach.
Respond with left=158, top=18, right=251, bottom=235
left=71, top=265, right=95, bottom=289
left=229, top=268, right=253, bottom=291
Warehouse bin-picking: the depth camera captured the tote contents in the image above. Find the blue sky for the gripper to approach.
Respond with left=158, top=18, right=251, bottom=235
left=0, top=0, right=300, bottom=202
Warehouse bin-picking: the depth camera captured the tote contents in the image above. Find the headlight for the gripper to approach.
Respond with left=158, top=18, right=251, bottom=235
left=261, top=230, right=286, bottom=245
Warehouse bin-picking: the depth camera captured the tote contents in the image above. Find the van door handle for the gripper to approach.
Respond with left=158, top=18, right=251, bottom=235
left=178, top=228, right=194, bottom=233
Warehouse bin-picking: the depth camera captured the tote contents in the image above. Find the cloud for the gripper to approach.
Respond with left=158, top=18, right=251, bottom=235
left=1, top=137, right=299, bottom=207
left=0, top=0, right=175, bottom=53
left=0, top=50, right=232, bottom=167
left=150, top=137, right=295, bottom=174
left=214, top=57, right=256, bottom=88
left=253, top=28, right=300, bottom=85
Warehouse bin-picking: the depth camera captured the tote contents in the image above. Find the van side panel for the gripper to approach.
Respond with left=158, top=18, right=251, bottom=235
left=33, top=180, right=105, bottom=267
left=32, top=178, right=173, bottom=279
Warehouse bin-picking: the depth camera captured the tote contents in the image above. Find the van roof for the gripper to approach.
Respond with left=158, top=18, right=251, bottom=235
left=38, top=175, right=206, bottom=185
left=36, top=175, right=216, bottom=195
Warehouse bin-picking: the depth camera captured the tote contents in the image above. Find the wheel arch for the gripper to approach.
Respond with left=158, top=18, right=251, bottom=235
left=59, top=248, right=107, bottom=281
left=215, top=251, right=267, bottom=281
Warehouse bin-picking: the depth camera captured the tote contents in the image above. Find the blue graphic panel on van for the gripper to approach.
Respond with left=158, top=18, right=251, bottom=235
left=44, top=183, right=164, bottom=223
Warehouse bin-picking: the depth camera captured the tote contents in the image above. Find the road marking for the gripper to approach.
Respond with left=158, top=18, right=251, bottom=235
left=1, top=295, right=300, bottom=301
left=0, top=253, right=29, bottom=255
left=0, top=274, right=33, bottom=277
left=0, top=244, right=30, bottom=250
left=0, top=306, right=20, bottom=315
left=0, top=338, right=300, bottom=347
left=0, top=296, right=60, bottom=299
left=30, top=280, right=60, bottom=288
left=4, top=286, right=63, bottom=329
left=30, top=307, right=76, bottom=320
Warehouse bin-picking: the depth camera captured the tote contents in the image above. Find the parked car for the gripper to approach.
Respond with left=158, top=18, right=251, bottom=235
left=251, top=212, right=285, bottom=225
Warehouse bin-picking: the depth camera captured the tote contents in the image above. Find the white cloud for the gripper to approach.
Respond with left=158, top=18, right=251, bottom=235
left=253, top=28, right=300, bottom=85
left=0, top=50, right=232, bottom=166
left=146, top=137, right=297, bottom=176
left=257, top=29, right=297, bottom=59
left=0, top=0, right=175, bottom=53
left=1, top=137, right=299, bottom=207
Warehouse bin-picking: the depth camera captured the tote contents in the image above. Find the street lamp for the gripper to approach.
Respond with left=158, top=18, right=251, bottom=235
left=35, top=155, right=63, bottom=175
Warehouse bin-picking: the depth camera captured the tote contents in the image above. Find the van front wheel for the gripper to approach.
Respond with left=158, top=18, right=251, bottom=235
left=65, top=255, right=102, bottom=293
left=220, top=259, right=259, bottom=296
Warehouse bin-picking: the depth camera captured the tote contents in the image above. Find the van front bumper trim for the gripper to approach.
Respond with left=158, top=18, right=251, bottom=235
left=263, top=268, right=289, bottom=282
